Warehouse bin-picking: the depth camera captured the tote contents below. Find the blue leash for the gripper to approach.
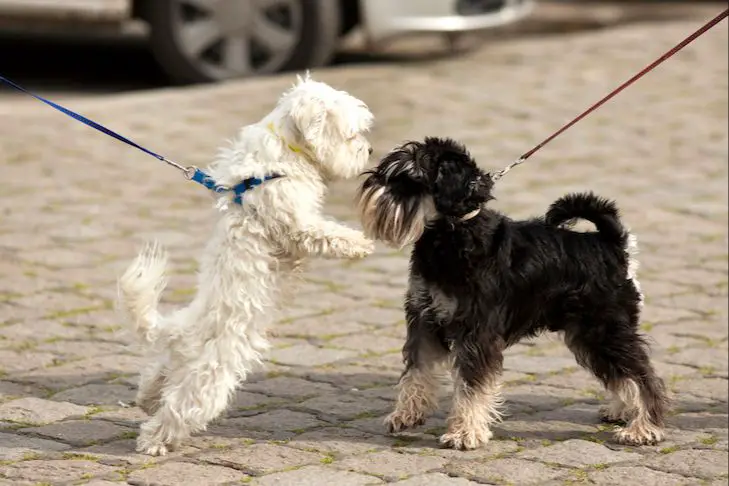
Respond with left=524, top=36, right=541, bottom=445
left=0, top=75, right=280, bottom=204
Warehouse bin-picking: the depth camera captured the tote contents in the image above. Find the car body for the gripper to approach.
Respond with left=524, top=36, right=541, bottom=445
left=0, top=0, right=534, bottom=84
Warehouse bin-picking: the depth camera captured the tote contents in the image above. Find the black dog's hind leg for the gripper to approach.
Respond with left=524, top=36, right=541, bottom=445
left=565, top=303, right=668, bottom=445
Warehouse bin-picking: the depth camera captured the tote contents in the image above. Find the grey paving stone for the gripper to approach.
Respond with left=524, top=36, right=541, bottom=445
left=0, top=397, right=90, bottom=425
left=0, top=432, right=71, bottom=460
left=90, top=406, right=148, bottom=423
left=296, top=392, right=391, bottom=420
left=503, top=356, right=578, bottom=374
left=589, top=466, right=698, bottom=485
left=127, top=461, right=248, bottom=486
left=504, top=384, right=591, bottom=414
left=335, top=450, right=447, bottom=481
left=276, top=312, right=371, bottom=338
left=518, top=439, right=641, bottom=467
left=675, top=378, right=729, bottom=402
left=493, top=419, right=598, bottom=442
left=251, top=465, right=383, bottom=486
left=285, top=426, right=392, bottom=455
left=269, top=343, right=358, bottom=367
left=445, top=458, right=568, bottom=484
left=326, top=333, right=404, bottom=354
left=391, top=473, right=480, bottom=485
left=15, top=354, right=144, bottom=390
left=448, top=439, right=528, bottom=458
left=244, top=376, right=338, bottom=398
left=537, top=369, right=600, bottom=390
left=646, top=449, right=729, bottom=480
left=0, top=459, right=116, bottom=483
left=82, top=481, right=129, bottom=486
left=51, top=384, right=136, bottom=406
left=531, top=403, right=603, bottom=425
left=198, top=443, right=323, bottom=475
left=668, top=348, right=729, bottom=376
left=669, top=412, right=729, bottom=431
left=0, top=350, right=59, bottom=373
left=223, top=409, right=326, bottom=433
left=75, top=438, right=201, bottom=466
left=228, top=390, right=283, bottom=412
left=0, top=382, right=41, bottom=404
left=19, top=420, right=134, bottom=446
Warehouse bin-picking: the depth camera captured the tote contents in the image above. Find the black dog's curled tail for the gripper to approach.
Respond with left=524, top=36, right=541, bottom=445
left=546, top=192, right=627, bottom=245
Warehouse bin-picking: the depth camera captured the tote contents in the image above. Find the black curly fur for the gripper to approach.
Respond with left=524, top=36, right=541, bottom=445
left=358, top=137, right=668, bottom=445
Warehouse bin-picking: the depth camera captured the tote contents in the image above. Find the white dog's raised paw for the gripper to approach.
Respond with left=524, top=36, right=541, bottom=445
left=347, top=237, right=375, bottom=259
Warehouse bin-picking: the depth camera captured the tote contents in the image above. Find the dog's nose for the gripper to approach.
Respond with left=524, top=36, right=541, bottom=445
left=368, top=146, right=374, bottom=155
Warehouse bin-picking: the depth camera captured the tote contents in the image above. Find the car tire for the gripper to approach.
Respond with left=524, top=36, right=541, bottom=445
left=142, top=0, right=341, bottom=84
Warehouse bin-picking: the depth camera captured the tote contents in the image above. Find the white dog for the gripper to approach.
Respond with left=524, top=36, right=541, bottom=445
left=118, top=75, right=375, bottom=456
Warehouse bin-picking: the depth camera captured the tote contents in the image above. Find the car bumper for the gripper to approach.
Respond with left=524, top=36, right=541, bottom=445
left=360, top=0, right=534, bottom=44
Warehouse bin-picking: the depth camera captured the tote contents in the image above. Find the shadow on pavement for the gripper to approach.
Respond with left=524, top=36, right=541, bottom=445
left=2, top=368, right=725, bottom=458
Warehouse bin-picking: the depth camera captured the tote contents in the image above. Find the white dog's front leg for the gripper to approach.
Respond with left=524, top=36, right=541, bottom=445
left=293, top=219, right=374, bottom=259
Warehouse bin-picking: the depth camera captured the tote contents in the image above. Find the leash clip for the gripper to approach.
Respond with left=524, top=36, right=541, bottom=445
left=183, top=166, right=198, bottom=181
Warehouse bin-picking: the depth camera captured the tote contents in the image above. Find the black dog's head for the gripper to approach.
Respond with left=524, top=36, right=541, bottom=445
left=356, top=137, right=493, bottom=248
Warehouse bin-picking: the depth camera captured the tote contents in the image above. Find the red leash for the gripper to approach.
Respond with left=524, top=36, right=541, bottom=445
left=492, top=8, right=729, bottom=181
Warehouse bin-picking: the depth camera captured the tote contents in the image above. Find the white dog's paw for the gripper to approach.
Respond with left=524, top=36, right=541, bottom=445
left=439, top=425, right=493, bottom=450
left=344, top=235, right=375, bottom=259
left=136, top=437, right=168, bottom=456
left=136, top=430, right=178, bottom=456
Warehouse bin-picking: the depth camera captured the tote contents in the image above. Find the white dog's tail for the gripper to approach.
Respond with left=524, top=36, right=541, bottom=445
left=118, top=242, right=169, bottom=345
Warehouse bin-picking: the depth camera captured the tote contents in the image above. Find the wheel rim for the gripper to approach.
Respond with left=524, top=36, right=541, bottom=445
left=170, top=0, right=304, bottom=79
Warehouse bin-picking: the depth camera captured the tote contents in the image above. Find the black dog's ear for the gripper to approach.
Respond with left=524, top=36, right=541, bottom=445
left=433, top=161, right=492, bottom=217
left=361, top=141, right=430, bottom=200
left=378, top=142, right=428, bottom=184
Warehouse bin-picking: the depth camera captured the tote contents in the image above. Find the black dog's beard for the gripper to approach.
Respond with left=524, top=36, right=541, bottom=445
left=357, top=178, right=436, bottom=249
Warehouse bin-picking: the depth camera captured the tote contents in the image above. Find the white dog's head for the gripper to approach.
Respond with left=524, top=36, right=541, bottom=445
left=275, top=74, right=374, bottom=179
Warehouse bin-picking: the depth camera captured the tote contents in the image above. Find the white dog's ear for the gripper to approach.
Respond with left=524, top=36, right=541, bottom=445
left=290, top=95, right=326, bottom=146
left=295, top=70, right=313, bottom=85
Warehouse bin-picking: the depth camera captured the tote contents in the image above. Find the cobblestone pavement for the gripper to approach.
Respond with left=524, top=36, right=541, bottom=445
left=1, top=3, right=727, bottom=485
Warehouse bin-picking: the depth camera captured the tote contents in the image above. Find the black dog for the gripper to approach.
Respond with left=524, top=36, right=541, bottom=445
left=357, top=137, right=668, bottom=450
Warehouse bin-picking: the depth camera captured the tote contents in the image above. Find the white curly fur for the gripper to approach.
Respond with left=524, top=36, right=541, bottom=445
left=118, top=74, right=375, bottom=456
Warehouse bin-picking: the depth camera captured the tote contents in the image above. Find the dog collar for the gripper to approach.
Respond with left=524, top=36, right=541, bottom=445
left=459, top=208, right=481, bottom=222
left=267, top=122, right=316, bottom=161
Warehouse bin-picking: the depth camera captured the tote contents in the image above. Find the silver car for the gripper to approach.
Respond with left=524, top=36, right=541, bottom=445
left=0, top=0, right=533, bottom=84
